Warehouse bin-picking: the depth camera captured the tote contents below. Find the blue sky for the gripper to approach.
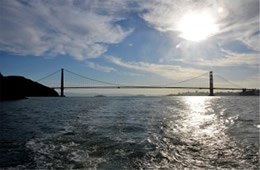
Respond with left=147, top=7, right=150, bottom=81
left=0, top=0, right=259, bottom=95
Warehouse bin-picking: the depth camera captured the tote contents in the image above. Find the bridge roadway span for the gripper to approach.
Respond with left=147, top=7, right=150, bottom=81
left=52, top=86, right=255, bottom=91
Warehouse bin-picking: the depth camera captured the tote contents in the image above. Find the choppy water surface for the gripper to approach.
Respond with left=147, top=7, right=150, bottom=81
left=0, top=96, right=259, bottom=169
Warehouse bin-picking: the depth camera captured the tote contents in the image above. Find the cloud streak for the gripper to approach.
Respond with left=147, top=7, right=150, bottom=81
left=201, top=53, right=259, bottom=68
left=107, top=56, right=207, bottom=81
left=86, top=61, right=116, bottom=72
left=0, top=0, right=259, bottom=83
left=138, top=0, right=259, bottom=43
left=174, top=49, right=259, bottom=68
left=0, top=0, right=132, bottom=60
left=137, top=0, right=259, bottom=64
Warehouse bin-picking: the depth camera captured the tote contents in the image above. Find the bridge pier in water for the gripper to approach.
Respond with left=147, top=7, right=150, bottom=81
left=209, top=71, right=214, bottom=96
left=60, top=68, right=64, bottom=97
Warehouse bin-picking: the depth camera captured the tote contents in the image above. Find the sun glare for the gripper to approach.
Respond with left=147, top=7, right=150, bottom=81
left=177, top=12, right=218, bottom=42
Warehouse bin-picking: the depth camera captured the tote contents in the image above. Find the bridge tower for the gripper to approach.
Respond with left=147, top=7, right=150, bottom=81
left=61, top=68, right=64, bottom=97
left=209, top=71, right=214, bottom=96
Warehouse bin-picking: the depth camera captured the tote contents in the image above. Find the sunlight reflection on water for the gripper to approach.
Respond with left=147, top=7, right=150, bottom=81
left=0, top=96, right=259, bottom=169
left=158, top=97, right=229, bottom=168
left=159, top=96, right=258, bottom=169
left=182, top=97, right=220, bottom=139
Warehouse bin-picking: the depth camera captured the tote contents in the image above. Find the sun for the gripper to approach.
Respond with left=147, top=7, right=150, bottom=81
left=177, top=12, right=218, bottom=42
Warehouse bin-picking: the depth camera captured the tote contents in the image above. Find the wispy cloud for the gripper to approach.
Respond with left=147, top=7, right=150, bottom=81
left=137, top=0, right=259, bottom=42
left=137, top=0, right=259, bottom=61
left=121, top=72, right=144, bottom=77
left=1, top=0, right=258, bottom=60
left=0, top=0, right=133, bottom=60
left=138, top=1, right=224, bottom=33
left=201, top=52, right=259, bottom=68
left=0, top=0, right=259, bottom=79
left=86, top=61, right=116, bottom=72
left=107, top=56, right=206, bottom=80
left=174, top=49, right=259, bottom=68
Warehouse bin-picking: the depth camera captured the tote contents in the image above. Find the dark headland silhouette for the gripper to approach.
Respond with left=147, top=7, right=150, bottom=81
left=0, top=73, right=59, bottom=101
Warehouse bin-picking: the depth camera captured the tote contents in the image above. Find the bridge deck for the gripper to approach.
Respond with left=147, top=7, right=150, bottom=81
left=52, top=86, right=257, bottom=91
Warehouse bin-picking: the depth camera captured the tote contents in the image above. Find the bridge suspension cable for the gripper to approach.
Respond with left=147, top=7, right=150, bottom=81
left=158, top=72, right=208, bottom=87
left=36, top=69, right=61, bottom=82
left=215, top=74, right=241, bottom=88
left=64, top=69, right=121, bottom=86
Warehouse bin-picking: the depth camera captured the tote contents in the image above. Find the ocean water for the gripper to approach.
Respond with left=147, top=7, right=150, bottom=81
left=0, top=96, right=259, bottom=169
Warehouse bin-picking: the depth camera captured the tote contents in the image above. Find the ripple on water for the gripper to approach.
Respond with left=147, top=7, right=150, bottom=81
left=1, top=96, right=259, bottom=169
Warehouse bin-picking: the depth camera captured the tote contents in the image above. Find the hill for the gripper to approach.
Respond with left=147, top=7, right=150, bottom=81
left=0, top=73, right=59, bottom=100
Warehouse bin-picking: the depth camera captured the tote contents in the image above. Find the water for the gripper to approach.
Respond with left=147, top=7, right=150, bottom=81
left=0, top=96, right=259, bottom=169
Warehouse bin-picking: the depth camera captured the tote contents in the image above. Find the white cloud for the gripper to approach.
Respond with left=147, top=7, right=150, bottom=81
left=137, top=0, right=259, bottom=52
left=0, top=0, right=258, bottom=74
left=239, top=31, right=260, bottom=52
left=86, top=61, right=115, bottom=72
left=0, top=0, right=133, bottom=60
left=122, top=72, right=144, bottom=77
left=202, top=53, right=259, bottom=68
left=107, top=56, right=206, bottom=80
left=174, top=49, right=259, bottom=68
left=130, top=0, right=259, bottom=72
left=138, top=0, right=224, bottom=33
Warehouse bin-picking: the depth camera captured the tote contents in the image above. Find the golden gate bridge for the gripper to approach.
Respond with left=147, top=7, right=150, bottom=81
left=37, top=68, right=258, bottom=96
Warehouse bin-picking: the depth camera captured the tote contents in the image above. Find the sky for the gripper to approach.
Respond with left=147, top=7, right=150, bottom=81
left=0, top=0, right=259, bottom=95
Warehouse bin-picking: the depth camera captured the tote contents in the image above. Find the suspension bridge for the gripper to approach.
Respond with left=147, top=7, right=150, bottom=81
left=37, top=68, right=258, bottom=96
